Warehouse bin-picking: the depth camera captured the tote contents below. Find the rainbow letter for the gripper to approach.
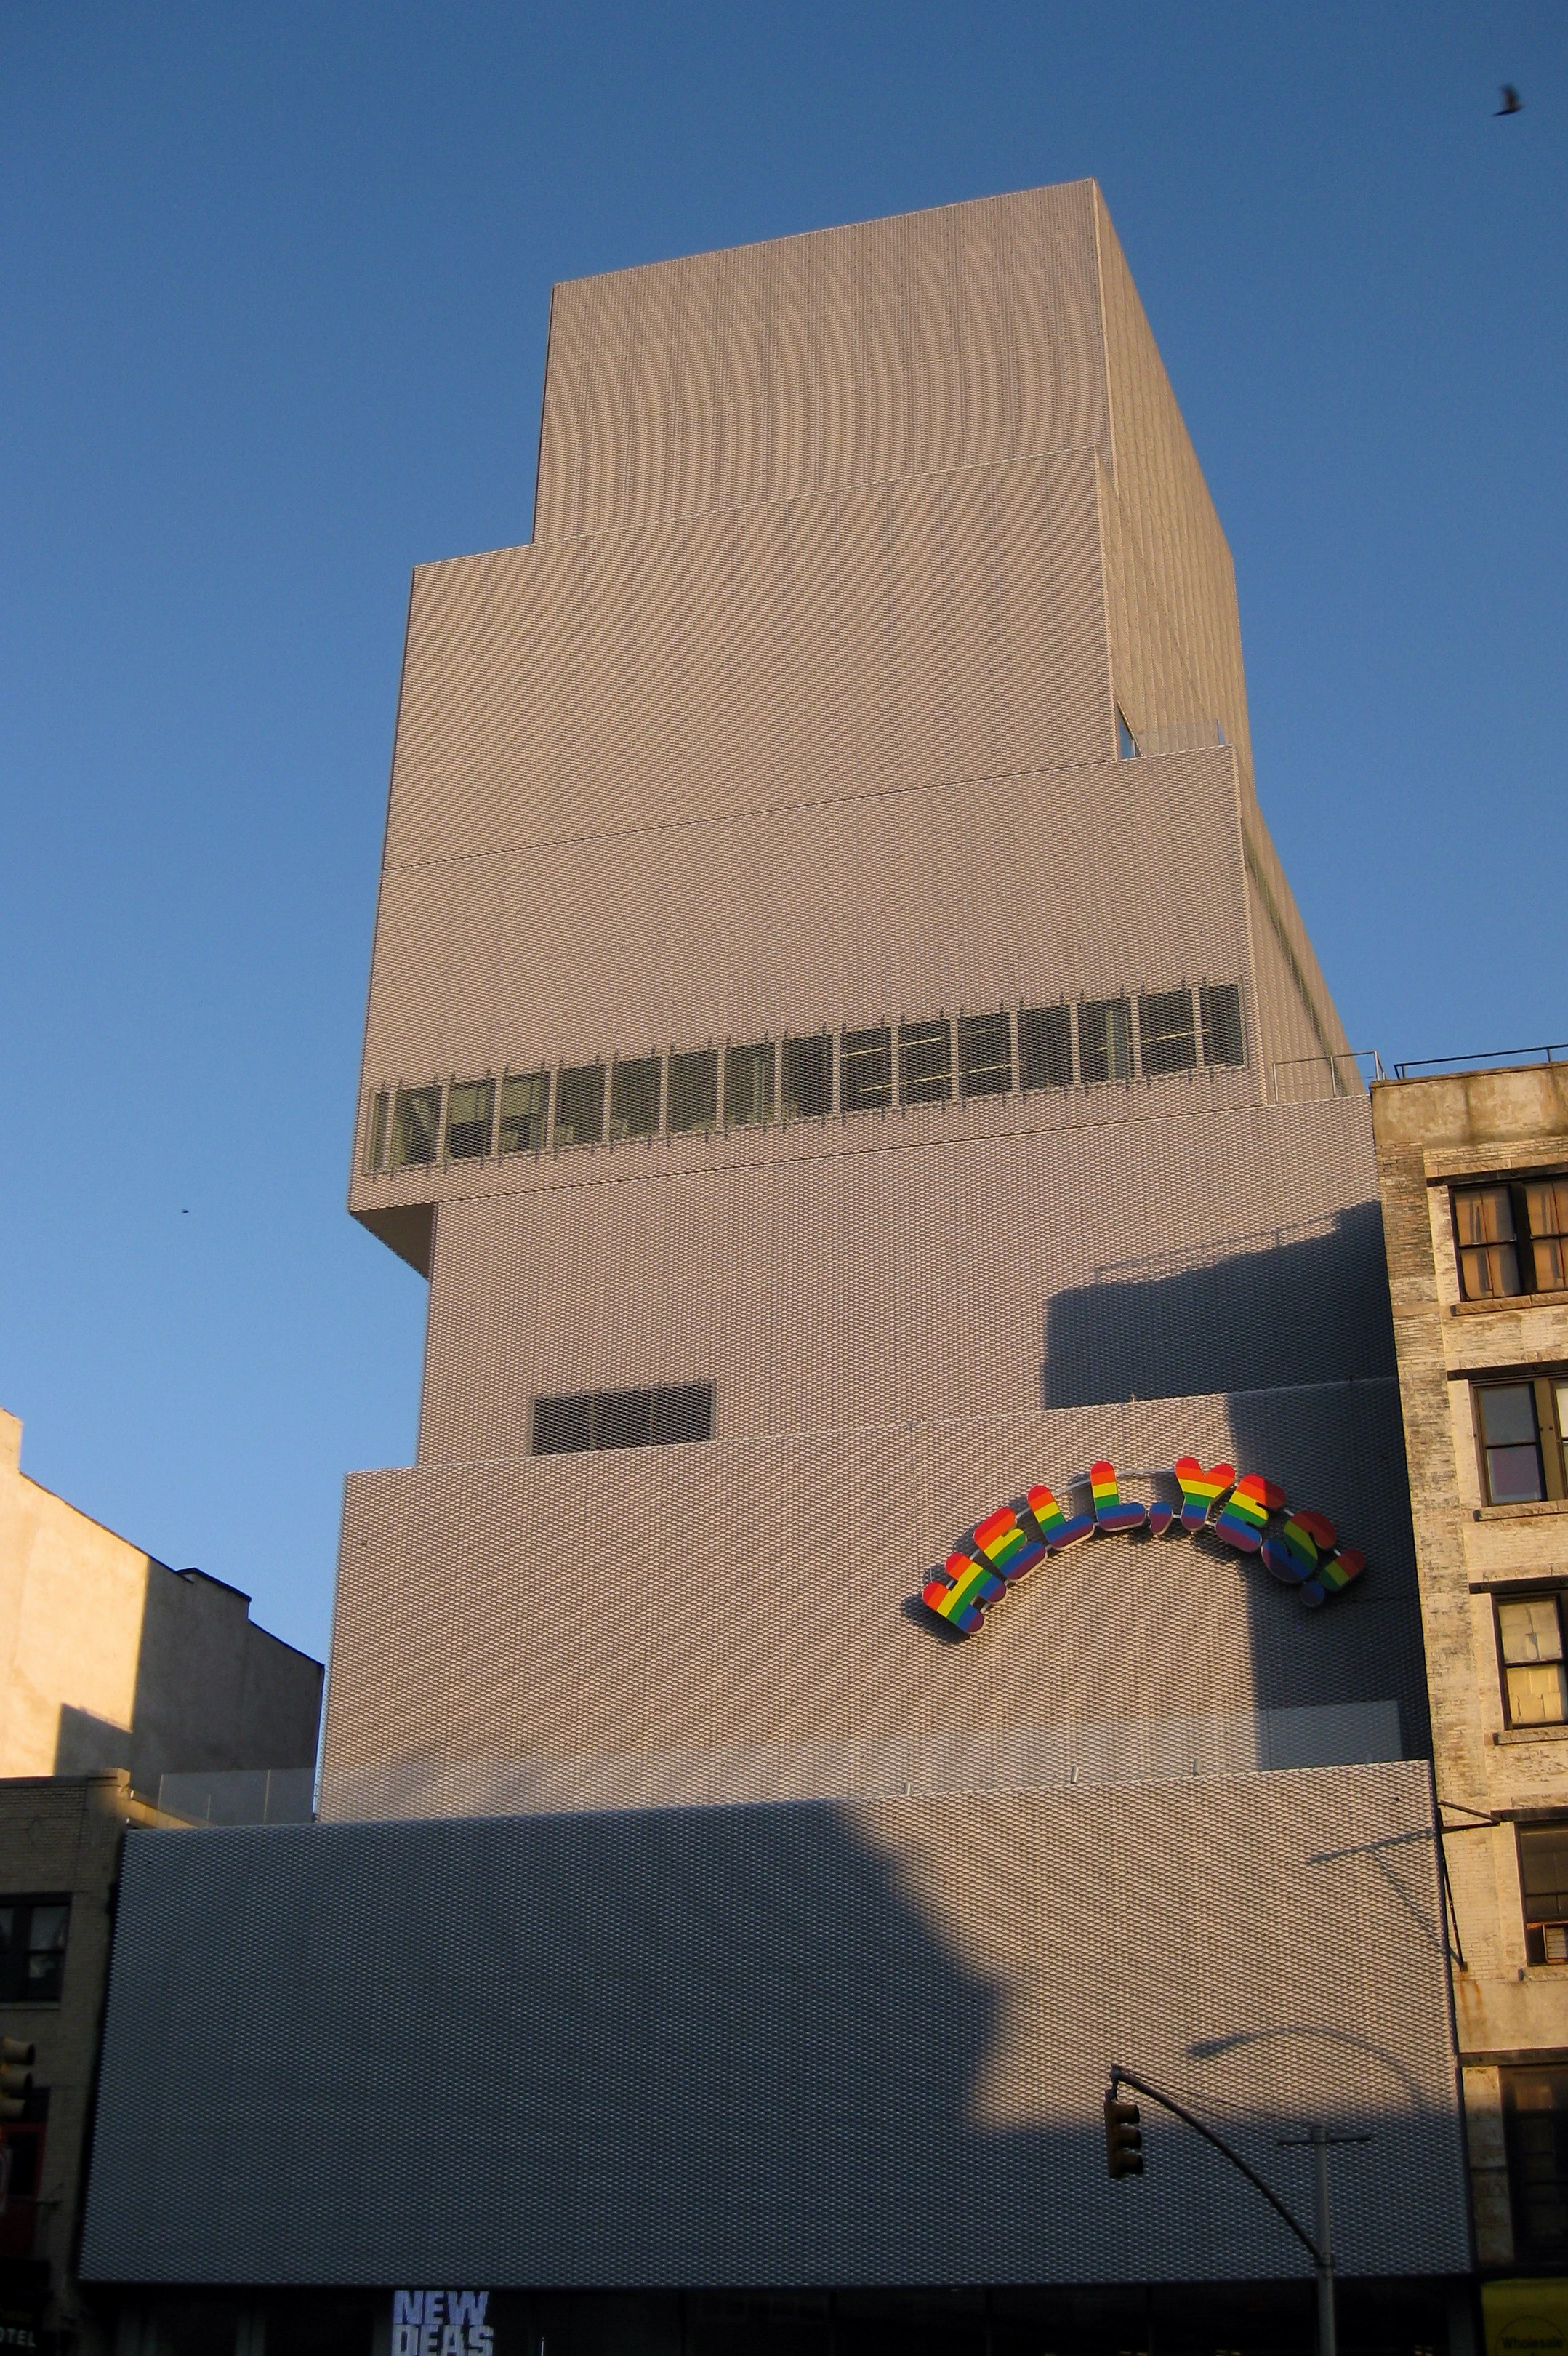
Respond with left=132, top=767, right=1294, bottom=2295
left=1029, top=1481, right=1094, bottom=1551
left=1173, top=1458, right=1237, bottom=1534
left=922, top=1551, right=1005, bottom=1635
left=1302, top=1547, right=1365, bottom=1609
left=1213, top=1473, right=1287, bottom=1553
left=1090, top=1461, right=1148, bottom=1535
left=971, top=1505, right=1045, bottom=1587
left=1262, top=1507, right=1336, bottom=1585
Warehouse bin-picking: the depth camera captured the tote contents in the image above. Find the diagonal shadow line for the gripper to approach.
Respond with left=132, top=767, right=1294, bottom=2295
left=1303, top=1830, right=1449, bottom=1964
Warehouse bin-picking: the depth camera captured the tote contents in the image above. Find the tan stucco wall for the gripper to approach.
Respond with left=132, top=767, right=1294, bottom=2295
left=0, top=1411, right=322, bottom=1791
left=1372, top=1063, right=1568, bottom=2265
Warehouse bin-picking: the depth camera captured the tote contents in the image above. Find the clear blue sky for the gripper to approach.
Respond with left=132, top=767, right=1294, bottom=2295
left=2, top=2, right=1562, bottom=1663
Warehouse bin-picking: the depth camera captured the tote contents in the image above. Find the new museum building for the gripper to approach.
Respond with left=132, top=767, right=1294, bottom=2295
left=82, top=184, right=1476, bottom=2355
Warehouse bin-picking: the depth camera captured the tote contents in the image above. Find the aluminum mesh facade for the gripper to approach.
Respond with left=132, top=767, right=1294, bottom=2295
left=82, top=1765, right=1469, bottom=2290
left=81, top=184, right=1466, bottom=2301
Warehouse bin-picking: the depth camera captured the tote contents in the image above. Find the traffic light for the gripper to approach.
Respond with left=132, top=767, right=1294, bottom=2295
left=0, top=2041, right=34, bottom=2123
left=1104, top=2089, right=1143, bottom=2179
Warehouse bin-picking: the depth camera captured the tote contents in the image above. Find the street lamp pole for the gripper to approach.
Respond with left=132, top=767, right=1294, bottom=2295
left=1106, top=2069, right=1364, bottom=2356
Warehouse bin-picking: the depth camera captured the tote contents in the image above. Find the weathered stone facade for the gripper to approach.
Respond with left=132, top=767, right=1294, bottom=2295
left=1372, top=1063, right=1568, bottom=2273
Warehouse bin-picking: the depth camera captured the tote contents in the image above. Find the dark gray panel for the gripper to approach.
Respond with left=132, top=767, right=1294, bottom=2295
left=82, top=1766, right=1468, bottom=2291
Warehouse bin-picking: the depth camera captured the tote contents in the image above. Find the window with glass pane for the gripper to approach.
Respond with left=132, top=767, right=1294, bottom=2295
left=0, top=1899, right=69, bottom=2003
left=362, top=1091, right=390, bottom=1174
left=1520, top=1822, right=1568, bottom=1966
left=1200, top=982, right=1245, bottom=1069
left=1503, top=2065, right=1568, bottom=2259
left=445, top=1078, right=494, bottom=1161
left=555, top=1065, right=605, bottom=1147
left=1138, top=989, right=1196, bottom=1075
left=391, top=1085, right=441, bottom=1169
left=724, top=1043, right=773, bottom=1127
left=840, top=1026, right=893, bottom=1113
left=650, top=1385, right=712, bottom=1444
left=532, top=1384, right=713, bottom=1456
left=593, top=1389, right=653, bottom=1449
left=609, top=1057, right=661, bottom=1141
left=667, top=1049, right=718, bottom=1134
left=532, top=1394, right=593, bottom=1454
left=1525, top=1178, right=1568, bottom=1293
left=781, top=1035, right=832, bottom=1121
left=958, top=1011, right=1011, bottom=1098
left=1079, top=998, right=1133, bottom=1083
left=1455, top=1185, right=1523, bottom=1299
left=1478, top=1382, right=1545, bottom=1503
left=898, top=1019, right=951, bottom=1106
left=1499, top=1595, right=1568, bottom=1727
left=499, top=1071, right=549, bottom=1155
left=1018, top=1004, right=1073, bottom=1092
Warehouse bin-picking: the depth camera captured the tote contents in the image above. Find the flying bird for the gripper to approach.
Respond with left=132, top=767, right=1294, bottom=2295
left=1496, top=84, right=1523, bottom=115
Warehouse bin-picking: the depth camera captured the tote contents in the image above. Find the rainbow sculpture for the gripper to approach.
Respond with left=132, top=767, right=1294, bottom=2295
left=1090, top=1461, right=1147, bottom=1535
left=1304, top=1547, right=1364, bottom=1607
left=920, top=1454, right=1370, bottom=1637
left=1213, top=1473, right=1287, bottom=1553
left=921, top=1550, right=1005, bottom=1634
left=1027, top=1481, right=1094, bottom=1550
left=1174, top=1457, right=1237, bottom=1534
left=1261, top=1507, right=1337, bottom=1585
left=971, top=1505, right=1045, bottom=1586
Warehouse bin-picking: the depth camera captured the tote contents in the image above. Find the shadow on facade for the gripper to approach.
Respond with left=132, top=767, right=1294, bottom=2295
left=1039, top=1202, right=1428, bottom=1747
left=50, top=1560, right=321, bottom=1798
left=86, top=1801, right=1468, bottom=2350
left=1041, top=1205, right=1396, bottom=1412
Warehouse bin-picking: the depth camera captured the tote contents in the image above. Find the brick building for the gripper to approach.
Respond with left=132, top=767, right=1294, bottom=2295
left=1372, top=1059, right=1568, bottom=2343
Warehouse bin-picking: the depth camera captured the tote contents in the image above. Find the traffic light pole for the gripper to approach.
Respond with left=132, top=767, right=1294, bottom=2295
left=1107, top=2069, right=1337, bottom=2356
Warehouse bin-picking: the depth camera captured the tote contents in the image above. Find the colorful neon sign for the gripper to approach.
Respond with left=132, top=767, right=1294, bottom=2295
left=922, top=1456, right=1367, bottom=1636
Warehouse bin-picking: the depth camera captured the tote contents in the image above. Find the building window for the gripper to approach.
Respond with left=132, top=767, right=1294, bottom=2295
left=1455, top=1177, right=1568, bottom=1300
left=898, top=1019, right=951, bottom=1107
left=1476, top=1379, right=1568, bottom=1504
left=609, top=1057, right=661, bottom=1142
left=1502, top=2065, right=1568, bottom=2261
left=1500, top=1596, right=1568, bottom=1729
left=1018, top=1004, right=1073, bottom=1092
left=1117, top=706, right=1140, bottom=759
left=957, top=1012, right=1011, bottom=1099
left=1520, top=1822, right=1568, bottom=1964
left=840, top=1026, right=893, bottom=1114
left=1138, top=989, right=1197, bottom=1075
left=554, top=1065, right=605, bottom=1147
left=781, top=1035, right=832, bottom=1121
left=667, top=1050, right=718, bottom=1136
left=1200, top=982, right=1245, bottom=1069
left=1079, top=998, right=1133, bottom=1084
left=1530, top=1178, right=1568, bottom=1292
left=0, top=1900, right=69, bottom=2004
left=499, top=1071, right=549, bottom=1155
left=390, top=1085, right=441, bottom=1170
left=532, top=1384, right=713, bottom=1455
left=725, top=1043, right=773, bottom=1127
left=362, top=1091, right=390, bottom=1174
left=445, top=1078, right=494, bottom=1162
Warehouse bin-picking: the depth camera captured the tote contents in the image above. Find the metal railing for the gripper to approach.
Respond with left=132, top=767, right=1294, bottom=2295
left=1270, top=1050, right=1384, bottom=1103
left=1391, top=1043, right=1568, bottom=1081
